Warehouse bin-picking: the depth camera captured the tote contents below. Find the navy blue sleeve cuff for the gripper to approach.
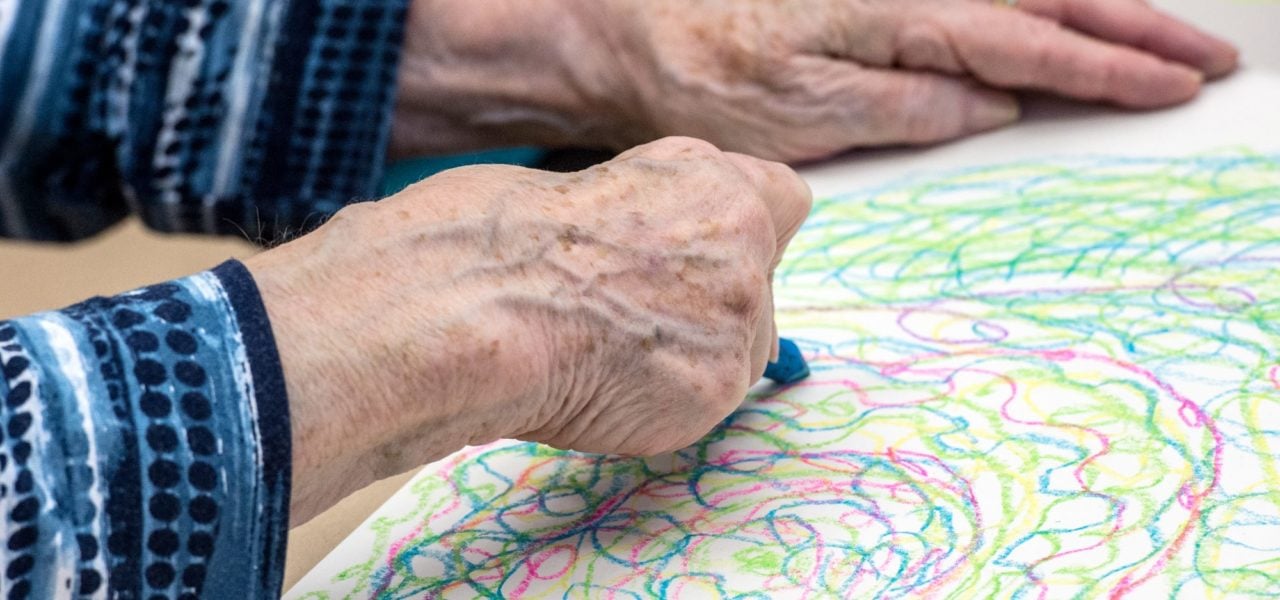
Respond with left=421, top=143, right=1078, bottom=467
left=210, top=259, right=292, bottom=593
left=210, top=259, right=291, bottom=493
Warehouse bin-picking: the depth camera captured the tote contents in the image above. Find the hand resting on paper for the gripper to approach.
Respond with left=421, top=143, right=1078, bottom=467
left=246, top=137, right=812, bottom=523
left=391, top=0, right=1239, bottom=163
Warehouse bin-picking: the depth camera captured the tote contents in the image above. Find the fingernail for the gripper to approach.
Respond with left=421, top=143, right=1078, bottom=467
left=1200, top=39, right=1240, bottom=79
left=969, top=89, right=1021, bottom=131
left=1170, top=64, right=1205, bottom=99
left=1182, top=64, right=1205, bottom=84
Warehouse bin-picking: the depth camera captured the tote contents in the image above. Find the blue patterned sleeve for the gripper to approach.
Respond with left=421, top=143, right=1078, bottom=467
left=0, top=0, right=409, bottom=242
left=0, top=260, right=291, bottom=598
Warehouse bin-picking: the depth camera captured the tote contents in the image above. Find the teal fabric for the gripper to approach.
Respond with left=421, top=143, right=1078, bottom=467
left=380, top=148, right=548, bottom=196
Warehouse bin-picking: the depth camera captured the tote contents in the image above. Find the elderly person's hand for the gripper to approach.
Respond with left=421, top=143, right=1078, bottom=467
left=391, top=0, right=1237, bottom=162
left=246, top=138, right=811, bottom=522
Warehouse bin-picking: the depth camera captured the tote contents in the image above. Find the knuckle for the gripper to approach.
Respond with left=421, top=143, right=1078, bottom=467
left=742, top=197, right=775, bottom=234
left=1001, top=20, right=1063, bottom=84
left=724, top=151, right=783, bottom=185
left=726, top=196, right=776, bottom=248
left=1095, top=53, right=1125, bottom=98
left=763, top=160, right=807, bottom=199
left=895, top=21, right=958, bottom=71
left=648, top=136, right=725, bottom=159
left=705, top=367, right=750, bottom=413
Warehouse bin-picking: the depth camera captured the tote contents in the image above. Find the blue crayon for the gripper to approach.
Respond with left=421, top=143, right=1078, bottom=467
left=764, top=338, right=810, bottom=385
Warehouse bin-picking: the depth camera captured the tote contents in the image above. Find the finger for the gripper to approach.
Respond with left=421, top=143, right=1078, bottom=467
left=722, top=152, right=813, bottom=262
left=935, top=5, right=1204, bottom=108
left=787, top=56, right=1022, bottom=148
left=770, top=304, right=780, bottom=363
left=749, top=279, right=775, bottom=380
left=1013, top=0, right=1238, bottom=78
left=722, top=154, right=803, bottom=376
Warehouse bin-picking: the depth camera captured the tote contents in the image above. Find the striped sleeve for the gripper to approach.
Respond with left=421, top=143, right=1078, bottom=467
left=0, top=0, right=409, bottom=242
left=0, top=260, right=291, bottom=598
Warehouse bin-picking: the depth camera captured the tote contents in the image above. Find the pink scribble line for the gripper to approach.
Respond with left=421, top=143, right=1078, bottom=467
left=369, top=453, right=472, bottom=599
left=509, top=544, right=577, bottom=598
left=766, top=373, right=870, bottom=405
left=926, top=346, right=1223, bottom=598
left=375, top=450, right=569, bottom=598
left=897, top=306, right=1010, bottom=345
left=849, top=344, right=1222, bottom=596
left=883, top=448, right=985, bottom=596
left=1067, top=352, right=1224, bottom=600
left=793, top=327, right=1228, bottom=594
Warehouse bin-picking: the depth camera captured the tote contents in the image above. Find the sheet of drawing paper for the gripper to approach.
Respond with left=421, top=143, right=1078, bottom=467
left=289, top=3, right=1280, bottom=598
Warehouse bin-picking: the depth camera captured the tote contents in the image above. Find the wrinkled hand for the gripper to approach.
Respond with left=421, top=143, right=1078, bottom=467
left=392, top=0, right=1237, bottom=162
left=248, top=138, right=810, bottom=522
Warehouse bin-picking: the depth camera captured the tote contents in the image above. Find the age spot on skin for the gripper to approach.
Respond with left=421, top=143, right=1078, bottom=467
left=721, top=284, right=755, bottom=317
left=558, top=226, right=583, bottom=251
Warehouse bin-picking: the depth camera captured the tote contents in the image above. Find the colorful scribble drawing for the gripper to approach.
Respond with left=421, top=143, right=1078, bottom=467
left=291, top=152, right=1280, bottom=599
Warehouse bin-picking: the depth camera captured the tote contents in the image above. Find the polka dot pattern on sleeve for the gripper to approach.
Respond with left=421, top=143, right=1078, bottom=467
left=0, top=260, right=290, bottom=598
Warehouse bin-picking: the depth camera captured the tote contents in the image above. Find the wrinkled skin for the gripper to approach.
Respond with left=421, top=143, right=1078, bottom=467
left=391, top=0, right=1238, bottom=162
left=248, top=138, right=811, bottom=523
